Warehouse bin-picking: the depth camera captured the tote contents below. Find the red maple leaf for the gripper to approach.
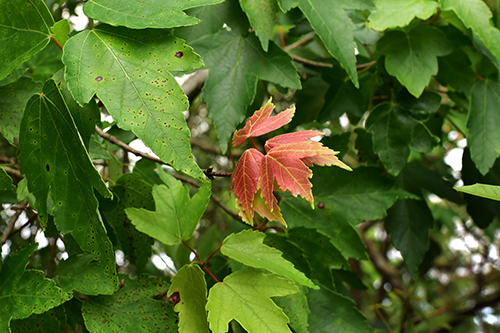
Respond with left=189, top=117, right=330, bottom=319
left=229, top=100, right=351, bottom=225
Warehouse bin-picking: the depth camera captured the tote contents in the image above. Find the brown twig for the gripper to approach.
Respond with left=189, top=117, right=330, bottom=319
left=95, top=125, right=231, bottom=179
left=50, top=36, right=63, bottom=51
left=290, top=54, right=333, bottom=68
left=364, top=290, right=394, bottom=333
left=284, top=32, right=316, bottom=51
left=1, top=199, right=28, bottom=245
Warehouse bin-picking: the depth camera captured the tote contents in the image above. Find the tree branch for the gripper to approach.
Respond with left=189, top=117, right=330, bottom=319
left=1, top=199, right=28, bottom=245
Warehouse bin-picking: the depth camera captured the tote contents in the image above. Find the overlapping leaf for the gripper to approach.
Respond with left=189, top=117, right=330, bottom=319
left=456, top=184, right=500, bottom=201
left=83, top=0, right=224, bottom=29
left=221, top=229, right=318, bottom=289
left=54, top=254, right=116, bottom=295
left=230, top=101, right=350, bottom=224
left=239, top=0, right=280, bottom=51
left=440, top=0, right=500, bottom=63
left=368, top=0, right=439, bottom=31
left=275, top=286, right=310, bottom=333
left=0, top=244, right=70, bottom=332
left=467, top=79, right=500, bottom=175
left=18, top=79, right=116, bottom=278
left=167, top=265, right=209, bottom=333
left=82, top=274, right=177, bottom=332
left=0, top=77, right=42, bottom=144
left=63, top=25, right=205, bottom=180
left=296, top=0, right=375, bottom=88
left=366, top=93, right=440, bottom=175
left=0, top=0, right=54, bottom=80
left=191, top=31, right=301, bottom=151
left=125, top=172, right=211, bottom=246
left=206, top=270, right=298, bottom=333
left=0, top=167, right=14, bottom=191
left=378, top=24, right=452, bottom=97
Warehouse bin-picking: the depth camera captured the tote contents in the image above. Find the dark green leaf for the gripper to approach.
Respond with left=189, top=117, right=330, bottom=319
left=0, top=167, right=15, bottom=191
left=275, top=286, right=310, bottom=333
left=0, top=0, right=54, bottom=80
left=191, top=31, right=300, bottom=151
left=0, top=244, right=70, bottom=332
left=83, top=0, right=224, bottom=29
left=100, top=173, right=155, bottom=272
left=82, top=274, right=177, bottom=332
left=18, top=79, right=116, bottom=279
left=54, top=254, right=116, bottom=295
left=63, top=25, right=205, bottom=180
left=385, top=198, right=434, bottom=276
left=467, top=79, right=500, bottom=175
left=308, top=287, right=373, bottom=333
left=366, top=100, right=439, bottom=175
left=437, top=50, right=477, bottom=93
left=319, top=78, right=366, bottom=124
left=0, top=77, right=42, bottom=144
left=378, top=24, right=452, bottom=97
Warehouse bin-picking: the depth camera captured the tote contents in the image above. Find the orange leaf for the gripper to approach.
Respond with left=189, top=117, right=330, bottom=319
left=232, top=99, right=295, bottom=147
left=265, top=130, right=324, bottom=151
left=230, top=148, right=264, bottom=222
left=253, top=191, right=286, bottom=227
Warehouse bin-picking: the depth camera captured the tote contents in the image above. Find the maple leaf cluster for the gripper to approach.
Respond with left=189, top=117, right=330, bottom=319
left=230, top=99, right=351, bottom=225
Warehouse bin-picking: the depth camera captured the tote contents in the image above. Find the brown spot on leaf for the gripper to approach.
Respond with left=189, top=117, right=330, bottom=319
left=175, top=51, right=183, bottom=58
left=95, top=76, right=103, bottom=82
left=318, top=202, right=325, bottom=209
left=170, top=292, right=180, bottom=305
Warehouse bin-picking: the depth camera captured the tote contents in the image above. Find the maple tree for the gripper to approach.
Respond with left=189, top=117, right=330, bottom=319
left=4, top=0, right=500, bottom=332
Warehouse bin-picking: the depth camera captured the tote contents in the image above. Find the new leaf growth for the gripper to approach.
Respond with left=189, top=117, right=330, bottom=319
left=230, top=99, right=351, bottom=225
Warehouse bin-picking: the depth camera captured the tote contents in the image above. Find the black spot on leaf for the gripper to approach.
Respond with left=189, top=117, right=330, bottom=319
left=95, top=76, right=103, bottom=82
left=175, top=51, right=183, bottom=58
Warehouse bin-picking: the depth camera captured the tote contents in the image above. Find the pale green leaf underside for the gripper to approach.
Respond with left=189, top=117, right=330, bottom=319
left=456, top=184, right=500, bottom=201
left=0, top=77, right=42, bottom=145
left=167, top=265, right=209, bottom=333
left=467, top=80, right=500, bottom=175
left=191, top=30, right=300, bottom=152
left=83, top=0, right=224, bottom=29
left=82, top=274, right=177, bottom=332
left=221, top=229, right=318, bottom=289
left=368, top=0, right=438, bottom=31
left=0, top=0, right=53, bottom=80
left=207, top=270, right=298, bottom=333
left=63, top=25, right=205, bottom=179
left=378, top=25, right=452, bottom=97
left=18, top=79, right=116, bottom=278
left=440, top=0, right=500, bottom=63
left=0, top=244, right=70, bottom=332
left=125, top=173, right=211, bottom=246
left=298, top=0, right=359, bottom=87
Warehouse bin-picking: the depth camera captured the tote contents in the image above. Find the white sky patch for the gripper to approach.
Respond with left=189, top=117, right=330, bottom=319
left=35, top=231, right=49, bottom=249
left=444, top=148, right=463, bottom=172
left=339, top=113, right=349, bottom=130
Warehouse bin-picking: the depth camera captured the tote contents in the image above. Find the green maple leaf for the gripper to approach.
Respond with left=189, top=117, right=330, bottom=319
left=18, top=79, right=116, bottom=279
left=100, top=173, right=155, bottom=272
left=366, top=93, right=441, bottom=175
left=191, top=30, right=301, bottom=152
left=0, top=244, right=70, bottom=333
left=63, top=25, right=205, bottom=180
left=221, top=229, right=318, bottom=289
left=378, top=24, right=452, bottom=97
left=296, top=0, right=375, bottom=88
left=125, top=171, right=211, bottom=246
left=467, top=80, right=500, bottom=175
left=368, top=0, right=439, bottom=31
left=50, top=19, right=70, bottom=47
left=0, top=167, right=14, bottom=191
left=0, top=0, right=54, bottom=80
left=0, top=77, right=42, bottom=145
left=385, top=198, right=434, bottom=276
left=240, top=0, right=280, bottom=51
left=83, top=0, right=224, bottom=29
left=308, top=287, right=372, bottom=333
left=54, top=254, right=116, bottom=296
left=167, top=265, right=209, bottom=333
left=207, top=270, right=298, bottom=333
left=440, top=0, right=500, bottom=63
left=82, top=274, right=177, bottom=332
left=281, top=167, right=416, bottom=260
